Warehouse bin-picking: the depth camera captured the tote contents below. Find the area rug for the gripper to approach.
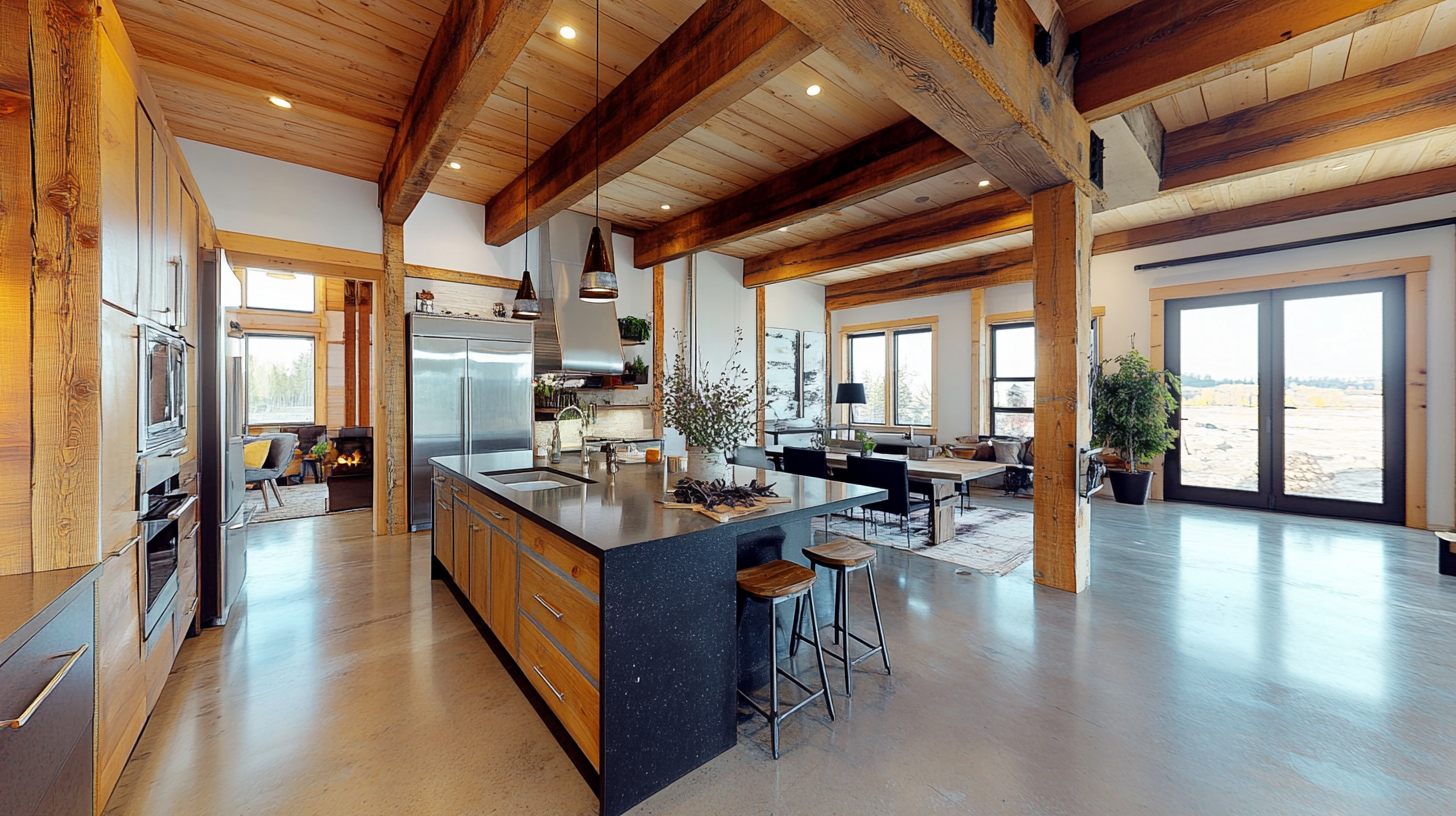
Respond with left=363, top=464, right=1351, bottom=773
left=246, top=481, right=330, bottom=523
left=823, top=505, right=1034, bottom=576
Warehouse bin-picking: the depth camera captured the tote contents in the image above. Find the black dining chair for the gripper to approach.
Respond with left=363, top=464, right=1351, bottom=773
left=846, top=456, right=931, bottom=549
left=732, top=446, right=776, bottom=471
left=782, top=446, right=831, bottom=531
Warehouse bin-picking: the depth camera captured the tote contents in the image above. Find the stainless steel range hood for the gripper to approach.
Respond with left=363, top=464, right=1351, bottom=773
left=532, top=217, right=624, bottom=375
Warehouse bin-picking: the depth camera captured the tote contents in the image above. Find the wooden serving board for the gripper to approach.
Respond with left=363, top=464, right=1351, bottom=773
left=656, top=495, right=790, bottom=523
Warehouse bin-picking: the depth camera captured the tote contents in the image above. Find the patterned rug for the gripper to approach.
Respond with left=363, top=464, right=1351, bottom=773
left=246, top=482, right=330, bottom=523
left=824, top=505, right=1034, bottom=576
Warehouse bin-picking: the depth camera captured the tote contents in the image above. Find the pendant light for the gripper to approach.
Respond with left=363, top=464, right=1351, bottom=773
left=578, top=0, right=618, bottom=303
left=512, top=86, right=541, bottom=320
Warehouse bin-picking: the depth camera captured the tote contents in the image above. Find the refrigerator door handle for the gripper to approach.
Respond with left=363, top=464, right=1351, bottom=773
left=461, top=376, right=469, bottom=456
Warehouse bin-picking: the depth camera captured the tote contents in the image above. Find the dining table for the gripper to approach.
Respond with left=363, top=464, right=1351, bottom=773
left=763, top=446, right=1007, bottom=544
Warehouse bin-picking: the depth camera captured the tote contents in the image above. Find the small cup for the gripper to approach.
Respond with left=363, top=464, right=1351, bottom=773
left=645, top=448, right=661, bottom=464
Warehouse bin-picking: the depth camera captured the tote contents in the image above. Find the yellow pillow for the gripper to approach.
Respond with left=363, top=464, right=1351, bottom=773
left=243, top=440, right=272, bottom=469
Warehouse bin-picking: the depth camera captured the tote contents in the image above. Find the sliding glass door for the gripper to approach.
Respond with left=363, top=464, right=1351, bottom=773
left=1165, top=278, right=1405, bottom=523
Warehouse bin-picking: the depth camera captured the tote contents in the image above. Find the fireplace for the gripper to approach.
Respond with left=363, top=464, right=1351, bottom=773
left=328, top=429, right=373, bottom=512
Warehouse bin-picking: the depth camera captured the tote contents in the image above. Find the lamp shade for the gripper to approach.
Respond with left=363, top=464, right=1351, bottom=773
left=511, top=269, right=540, bottom=320
left=578, top=225, right=618, bottom=302
left=835, top=383, right=866, bottom=405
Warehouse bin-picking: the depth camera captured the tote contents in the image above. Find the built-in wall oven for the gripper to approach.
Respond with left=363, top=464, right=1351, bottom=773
left=140, top=324, right=188, bottom=454
left=137, top=450, right=194, bottom=642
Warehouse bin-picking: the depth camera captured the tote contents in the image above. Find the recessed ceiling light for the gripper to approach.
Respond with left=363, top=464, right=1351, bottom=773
left=560, top=25, right=576, bottom=39
left=915, top=196, right=930, bottom=204
left=448, top=161, right=462, bottom=170
left=1330, top=163, right=1350, bottom=171
left=268, top=96, right=292, bottom=109
left=660, top=204, right=671, bottom=210
left=778, top=226, right=789, bottom=232
left=806, top=84, right=821, bottom=96
left=978, top=179, right=991, bottom=187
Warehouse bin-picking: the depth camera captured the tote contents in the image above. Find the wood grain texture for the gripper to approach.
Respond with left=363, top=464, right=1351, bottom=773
left=633, top=118, right=972, bottom=267
left=518, top=552, right=599, bottom=681
left=763, top=0, right=1096, bottom=199
left=404, top=263, right=517, bottom=289
left=218, top=230, right=383, bottom=270
left=344, top=281, right=358, bottom=428
left=756, top=287, right=766, bottom=446
left=823, top=248, right=1033, bottom=311
left=744, top=188, right=1031, bottom=286
left=1076, top=0, right=1444, bottom=121
left=0, top=0, right=32, bottom=576
left=31, top=0, right=102, bottom=571
left=1149, top=299, right=1165, bottom=501
left=96, top=541, right=146, bottom=813
left=359, top=282, right=373, bottom=427
left=1147, top=257, right=1430, bottom=301
left=652, top=264, right=665, bottom=439
left=970, top=289, right=985, bottom=437
left=518, top=517, right=601, bottom=596
left=518, top=614, right=600, bottom=770
left=1405, top=270, right=1427, bottom=529
left=483, top=0, right=816, bottom=245
left=1163, top=44, right=1456, bottom=190
left=375, top=223, right=409, bottom=535
left=378, top=0, right=550, bottom=224
left=489, top=527, right=518, bottom=655
left=1031, top=184, right=1092, bottom=593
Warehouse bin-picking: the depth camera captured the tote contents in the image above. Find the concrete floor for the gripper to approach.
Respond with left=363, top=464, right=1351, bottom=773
left=105, top=497, right=1456, bottom=815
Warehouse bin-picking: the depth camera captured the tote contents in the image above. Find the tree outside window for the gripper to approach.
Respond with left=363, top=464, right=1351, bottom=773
left=247, top=334, right=315, bottom=424
left=843, top=321, right=936, bottom=429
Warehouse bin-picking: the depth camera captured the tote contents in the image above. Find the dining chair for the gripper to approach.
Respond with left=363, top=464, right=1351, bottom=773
left=845, top=456, right=931, bottom=549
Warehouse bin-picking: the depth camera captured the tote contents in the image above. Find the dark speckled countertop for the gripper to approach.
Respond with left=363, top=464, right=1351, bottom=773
left=0, top=565, right=99, bottom=663
left=430, top=453, right=884, bottom=554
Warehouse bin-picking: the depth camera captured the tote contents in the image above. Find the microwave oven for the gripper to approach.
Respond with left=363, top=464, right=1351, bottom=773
left=140, top=324, right=188, bottom=453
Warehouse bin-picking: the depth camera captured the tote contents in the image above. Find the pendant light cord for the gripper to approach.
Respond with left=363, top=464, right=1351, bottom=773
left=525, top=85, right=530, bottom=277
left=594, top=0, right=600, bottom=228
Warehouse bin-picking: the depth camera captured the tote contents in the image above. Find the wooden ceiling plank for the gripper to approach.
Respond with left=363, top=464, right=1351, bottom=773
left=1266, top=51, right=1313, bottom=101
left=1162, top=44, right=1456, bottom=190
left=634, top=118, right=972, bottom=267
left=1310, top=33, right=1355, bottom=87
left=1417, top=0, right=1456, bottom=53
left=742, top=187, right=1031, bottom=287
left=379, top=0, right=552, bottom=225
left=482, top=0, right=817, bottom=246
left=823, top=248, right=1034, bottom=311
left=1345, top=5, right=1437, bottom=75
left=763, top=0, right=1096, bottom=200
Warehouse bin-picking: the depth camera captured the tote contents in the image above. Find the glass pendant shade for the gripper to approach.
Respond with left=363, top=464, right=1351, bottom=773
left=511, top=269, right=540, bottom=320
left=578, top=225, right=618, bottom=302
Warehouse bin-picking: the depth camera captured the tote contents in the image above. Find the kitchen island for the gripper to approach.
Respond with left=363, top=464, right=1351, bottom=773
left=428, top=453, right=883, bottom=816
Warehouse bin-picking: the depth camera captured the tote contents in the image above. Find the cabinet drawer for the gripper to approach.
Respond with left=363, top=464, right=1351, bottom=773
left=519, top=554, right=599, bottom=681
left=519, top=517, right=600, bottom=595
left=469, top=488, right=517, bottom=534
left=519, top=616, right=600, bottom=770
left=0, top=591, right=95, bottom=816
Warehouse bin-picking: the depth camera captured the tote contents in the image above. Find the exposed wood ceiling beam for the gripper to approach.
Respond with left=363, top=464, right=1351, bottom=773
left=379, top=0, right=550, bottom=226
left=482, top=0, right=815, bottom=246
left=1162, top=44, right=1456, bottom=190
left=823, top=162, right=1456, bottom=309
left=633, top=118, right=971, bottom=268
left=1076, top=0, right=1447, bottom=121
left=742, top=189, right=1031, bottom=287
left=761, top=0, right=1098, bottom=200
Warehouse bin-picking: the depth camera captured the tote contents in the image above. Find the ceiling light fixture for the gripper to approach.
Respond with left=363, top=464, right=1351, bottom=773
left=806, top=84, right=821, bottom=96
left=560, top=25, right=576, bottom=39
left=1330, top=163, right=1350, bottom=171
left=578, top=0, right=618, bottom=303
left=268, top=96, right=293, bottom=109
left=265, top=270, right=297, bottom=280
left=448, top=161, right=462, bottom=170
left=778, top=227, right=788, bottom=232
left=660, top=204, right=671, bottom=210
left=513, top=86, right=541, bottom=322
left=978, top=179, right=991, bottom=187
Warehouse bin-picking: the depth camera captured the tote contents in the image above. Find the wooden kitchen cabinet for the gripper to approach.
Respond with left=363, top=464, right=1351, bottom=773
left=98, top=37, right=138, bottom=316
left=468, top=519, right=490, bottom=615
left=95, top=543, right=145, bottom=812
left=433, top=478, right=454, bottom=569
left=451, top=497, right=469, bottom=583
left=489, top=527, right=518, bottom=655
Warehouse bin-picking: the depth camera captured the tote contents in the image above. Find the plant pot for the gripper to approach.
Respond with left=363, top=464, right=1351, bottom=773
left=860, top=448, right=873, bottom=457
left=685, top=446, right=729, bottom=479
left=1107, top=469, right=1154, bottom=505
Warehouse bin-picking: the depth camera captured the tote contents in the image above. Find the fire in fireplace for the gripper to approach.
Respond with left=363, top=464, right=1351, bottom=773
left=328, top=429, right=373, bottom=511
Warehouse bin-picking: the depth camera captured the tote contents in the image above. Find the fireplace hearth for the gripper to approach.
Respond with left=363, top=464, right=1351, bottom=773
left=328, top=429, right=373, bottom=512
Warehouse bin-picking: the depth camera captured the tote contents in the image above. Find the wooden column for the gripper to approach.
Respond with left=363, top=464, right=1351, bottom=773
left=1031, top=183, right=1092, bottom=593
left=374, top=225, right=408, bottom=535
left=0, top=0, right=33, bottom=575
left=343, top=280, right=358, bottom=427
left=30, top=0, right=102, bottom=571
left=970, top=289, right=985, bottom=438
left=756, top=287, right=766, bottom=446
left=359, top=282, right=372, bottom=426
left=652, top=265, right=665, bottom=438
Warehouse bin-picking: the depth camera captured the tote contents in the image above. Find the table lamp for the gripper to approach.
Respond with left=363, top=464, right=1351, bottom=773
left=835, top=383, right=866, bottom=442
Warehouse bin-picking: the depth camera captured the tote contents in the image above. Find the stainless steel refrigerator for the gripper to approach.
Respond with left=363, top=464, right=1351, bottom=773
left=198, top=248, right=248, bottom=626
left=408, top=314, right=534, bottom=530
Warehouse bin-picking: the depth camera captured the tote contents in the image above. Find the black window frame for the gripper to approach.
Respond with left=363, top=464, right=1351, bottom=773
left=892, top=327, right=934, bottom=427
left=990, top=321, right=1035, bottom=436
left=845, top=330, right=887, bottom=426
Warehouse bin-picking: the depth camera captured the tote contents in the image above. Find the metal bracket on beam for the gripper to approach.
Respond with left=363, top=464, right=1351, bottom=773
left=972, top=0, right=996, bottom=46
left=1089, top=131, right=1105, bottom=190
left=1034, top=25, right=1051, bottom=66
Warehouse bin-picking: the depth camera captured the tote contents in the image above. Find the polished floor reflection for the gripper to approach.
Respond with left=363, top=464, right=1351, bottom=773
left=107, top=499, right=1456, bottom=815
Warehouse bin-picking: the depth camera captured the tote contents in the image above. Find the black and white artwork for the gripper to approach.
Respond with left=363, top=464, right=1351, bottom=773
left=764, top=327, right=800, bottom=422
left=801, top=330, right=827, bottom=425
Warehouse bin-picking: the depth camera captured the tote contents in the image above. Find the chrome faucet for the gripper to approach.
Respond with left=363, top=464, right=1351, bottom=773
left=551, top=404, right=586, bottom=463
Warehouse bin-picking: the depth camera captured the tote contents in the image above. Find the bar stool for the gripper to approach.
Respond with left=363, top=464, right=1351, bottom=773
left=736, top=560, right=835, bottom=759
left=793, top=540, right=891, bottom=696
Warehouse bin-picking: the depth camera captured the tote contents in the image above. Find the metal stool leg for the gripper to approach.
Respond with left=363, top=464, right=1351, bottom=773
left=789, top=593, right=804, bottom=658
left=806, top=589, right=834, bottom=721
left=769, top=601, right=781, bottom=759
left=832, top=570, right=843, bottom=646
left=840, top=567, right=853, bottom=696
left=865, top=561, right=892, bottom=675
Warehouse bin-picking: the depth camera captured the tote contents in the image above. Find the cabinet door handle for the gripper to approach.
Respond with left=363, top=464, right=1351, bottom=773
left=184, top=522, right=201, bottom=541
left=533, top=594, right=564, bottom=620
left=167, top=494, right=199, bottom=520
left=1, top=644, right=89, bottom=729
left=228, top=522, right=246, bottom=530
left=532, top=665, right=564, bottom=701
left=160, top=445, right=188, bottom=458
left=432, top=475, right=447, bottom=484
left=106, top=535, right=142, bottom=560
left=487, top=510, right=506, bottom=521
left=437, top=501, right=451, bottom=511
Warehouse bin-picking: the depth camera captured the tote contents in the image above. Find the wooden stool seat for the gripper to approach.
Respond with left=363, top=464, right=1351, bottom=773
left=803, top=539, right=876, bottom=568
left=737, top=560, right=817, bottom=599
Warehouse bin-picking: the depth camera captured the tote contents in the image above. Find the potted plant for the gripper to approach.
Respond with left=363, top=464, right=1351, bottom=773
left=625, top=355, right=648, bottom=384
left=855, top=430, right=877, bottom=457
left=618, top=316, right=651, bottom=343
left=655, top=329, right=760, bottom=474
left=1091, top=348, right=1180, bottom=504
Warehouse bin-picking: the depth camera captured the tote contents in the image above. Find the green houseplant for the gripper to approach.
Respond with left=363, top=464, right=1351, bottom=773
left=618, top=316, right=651, bottom=343
left=855, top=430, right=877, bottom=457
left=655, top=330, right=760, bottom=470
left=1091, top=349, right=1180, bottom=504
left=625, top=355, right=648, bottom=384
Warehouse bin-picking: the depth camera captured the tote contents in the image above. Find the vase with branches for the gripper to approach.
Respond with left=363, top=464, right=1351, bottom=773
left=1091, top=348, right=1180, bottom=504
left=655, top=329, right=762, bottom=467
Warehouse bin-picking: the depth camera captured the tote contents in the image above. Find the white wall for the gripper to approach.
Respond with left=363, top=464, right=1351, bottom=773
left=403, top=193, right=527, bottom=278
left=828, top=194, right=1456, bottom=527
left=765, top=278, right=827, bottom=333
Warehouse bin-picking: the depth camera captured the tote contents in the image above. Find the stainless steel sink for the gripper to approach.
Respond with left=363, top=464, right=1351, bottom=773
left=488, top=470, right=587, bottom=492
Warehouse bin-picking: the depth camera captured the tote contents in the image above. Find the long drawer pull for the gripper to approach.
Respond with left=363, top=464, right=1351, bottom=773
left=166, top=494, right=199, bottom=520
left=106, top=535, right=142, bottom=560
left=487, top=509, right=507, bottom=521
left=449, top=484, right=464, bottom=493
left=431, top=475, right=447, bottom=484
left=533, top=594, right=564, bottom=620
left=1, top=644, right=89, bottom=729
left=228, top=521, right=246, bottom=530
left=187, top=598, right=199, bottom=617
left=532, top=665, right=565, bottom=701
left=437, top=500, right=452, bottom=511
left=184, top=523, right=201, bottom=541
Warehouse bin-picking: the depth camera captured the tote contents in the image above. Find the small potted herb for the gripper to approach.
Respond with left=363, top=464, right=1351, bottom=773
left=625, top=355, right=649, bottom=384
left=618, top=316, right=651, bottom=343
left=856, top=430, right=877, bottom=457
left=310, top=440, right=329, bottom=459
left=1091, top=349, right=1180, bottom=504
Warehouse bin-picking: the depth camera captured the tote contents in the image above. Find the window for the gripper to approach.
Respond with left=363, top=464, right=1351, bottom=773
left=246, top=334, right=315, bottom=424
left=246, top=268, right=315, bottom=312
left=843, top=319, right=936, bottom=429
left=991, top=322, right=1035, bottom=437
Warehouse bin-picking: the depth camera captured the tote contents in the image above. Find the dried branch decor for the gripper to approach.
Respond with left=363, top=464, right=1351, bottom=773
left=673, top=477, right=779, bottom=508
left=655, top=329, right=762, bottom=454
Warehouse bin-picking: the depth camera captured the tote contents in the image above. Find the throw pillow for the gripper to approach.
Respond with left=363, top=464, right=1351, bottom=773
left=973, top=442, right=995, bottom=461
left=992, top=439, right=1022, bottom=465
left=243, top=439, right=272, bottom=469
left=1021, top=438, right=1035, bottom=467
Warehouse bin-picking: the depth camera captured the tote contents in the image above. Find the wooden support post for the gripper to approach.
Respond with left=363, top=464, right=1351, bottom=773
left=652, top=265, right=664, bottom=439
left=1406, top=270, right=1427, bottom=530
left=30, top=0, right=102, bottom=571
left=756, top=287, right=766, bottom=446
left=970, top=289, right=985, bottom=438
left=1148, top=299, right=1166, bottom=501
left=359, top=282, right=372, bottom=427
left=1031, top=183, right=1092, bottom=593
left=375, top=225, right=408, bottom=535
left=343, top=280, right=358, bottom=428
